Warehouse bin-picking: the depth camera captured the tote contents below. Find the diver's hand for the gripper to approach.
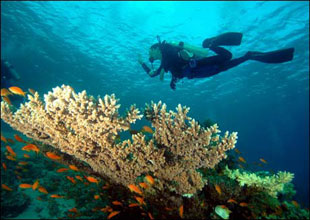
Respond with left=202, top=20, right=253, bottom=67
left=138, top=54, right=143, bottom=65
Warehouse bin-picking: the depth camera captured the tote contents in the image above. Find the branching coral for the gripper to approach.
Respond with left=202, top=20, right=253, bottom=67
left=1, top=85, right=238, bottom=195
left=224, top=166, right=294, bottom=198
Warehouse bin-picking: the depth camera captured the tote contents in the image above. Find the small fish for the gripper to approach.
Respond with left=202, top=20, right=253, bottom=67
left=2, top=184, right=13, bottom=191
left=1, top=88, right=12, bottom=96
left=215, top=184, right=222, bottom=195
left=107, top=211, right=120, bottom=219
left=85, top=176, right=99, bottom=184
left=145, top=175, right=155, bottom=185
left=94, top=195, right=100, bottom=200
left=2, top=96, right=12, bottom=105
left=68, top=208, right=78, bottom=213
left=19, top=183, right=33, bottom=189
left=69, top=165, right=79, bottom=171
left=2, top=162, right=7, bottom=171
left=7, top=138, right=15, bottom=144
left=38, top=186, right=48, bottom=194
left=6, top=145, right=16, bottom=157
left=102, top=183, right=110, bottom=189
left=32, top=179, right=39, bottom=190
left=227, top=199, right=238, bottom=204
left=141, top=126, right=154, bottom=134
left=18, top=161, right=28, bottom=166
left=260, top=158, right=268, bottom=164
left=8, top=86, right=26, bottom=96
left=239, top=202, right=248, bottom=207
left=1, top=134, right=7, bottom=143
left=23, top=154, right=30, bottom=158
left=112, top=201, right=123, bottom=206
left=135, top=196, right=145, bottom=205
left=165, top=207, right=173, bottom=211
left=75, top=175, right=83, bottom=181
left=148, top=212, right=154, bottom=220
left=57, top=168, right=68, bottom=173
left=128, top=184, right=143, bottom=195
left=179, top=205, right=184, bottom=219
left=37, top=196, right=43, bottom=201
left=238, top=156, right=246, bottom=163
left=234, top=148, right=241, bottom=154
left=14, top=134, right=26, bottom=143
left=66, top=176, right=76, bottom=184
left=28, top=88, right=36, bottom=95
left=291, top=200, right=299, bottom=208
left=129, top=203, right=140, bottom=207
left=51, top=194, right=64, bottom=198
left=101, top=206, right=113, bottom=213
left=46, top=152, right=61, bottom=160
left=139, top=182, right=149, bottom=189
left=22, top=144, right=39, bottom=153
left=129, top=129, right=139, bottom=135
left=6, top=155, right=16, bottom=161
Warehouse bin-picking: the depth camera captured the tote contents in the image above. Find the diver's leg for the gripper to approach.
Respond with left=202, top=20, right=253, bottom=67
left=218, top=55, right=249, bottom=72
left=195, top=46, right=232, bottom=67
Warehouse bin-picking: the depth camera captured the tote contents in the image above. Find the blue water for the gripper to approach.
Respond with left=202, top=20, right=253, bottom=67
left=1, top=1, right=309, bottom=207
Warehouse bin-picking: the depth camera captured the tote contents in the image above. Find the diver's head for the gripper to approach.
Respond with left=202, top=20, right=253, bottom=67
left=149, top=43, right=162, bottom=63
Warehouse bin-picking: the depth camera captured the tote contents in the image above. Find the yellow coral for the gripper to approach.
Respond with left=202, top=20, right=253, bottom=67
left=224, top=166, right=294, bottom=198
left=1, top=85, right=238, bottom=195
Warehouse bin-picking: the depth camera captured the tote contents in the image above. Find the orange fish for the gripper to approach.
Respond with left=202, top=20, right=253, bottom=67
left=8, top=86, right=26, bottom=96
left=139, top=182, right=149, bottom=189
left=128, top=184, right=143, bottom=195
left=69, top=165, right=79, bottom=171
left=227, top=199, right=238, bottom=204
left=32, top=179, right=39, bottom=190
left=19, top=183, right=33, bottom=189
left=51, top=194, right=64, bottom=198
left=238, top=156, right=246, bottom=163
left=2, top=96, right=12, bottom=105
left=66, top=176, right=76, bottom=184
left=2, top=184, right=13, bottom=191
left=148, top=212, right=154, bottom=220
left=28, top=88, right=36, bottom=95
left=112, top=201, right=123, bottom=206
left=107, top=211, right=120, bottom=219
left=22, top=144, right=39, bottom=153
left=46, top=152, right=61, bottom=160
left=239, top=202, right=248, bottom=207
left=135, top=196, right=145, bottom=205
left=215, top=184, right=221, bottom=195
left=179, top=205, right=184, bottom=218
left=23, top=154, right=30, bottom=158
left=18, top=161, right=28, bottom=166
left=291, top=200, right=299, bottom=208
left=129, top=203, right=140, bottom=207
left=101, top=206, right=113, bottom=213
left=6, top=155, right=16, bottom=161
left=145, top=175, right=155, bottom=185
left=69, top=208, right=78, bottom=213
left=260, top=158, right=268, bottom=164
left=141, top=126, right=154, bottom=134
left=1, top=88, right=12, bottom=96
left=75, top=175, right=83, bottom=181
left=7, top=138, right=15, bottom=144
left=38, top=186, right=48, bottom=194
left=85, top=176, right=99, bottom=184
left=14, top=134, right=26, bottom=143
left=1, top=134, right=7, bottom=143
left=234, top=148, right=241, bottom=154
left=2, top=162, right=7, bottom=171
left=6, top=145, right=16, bottom=157
left=94, top=195, right=100, bottom=200
left=57, top=168, right=68, bottom=173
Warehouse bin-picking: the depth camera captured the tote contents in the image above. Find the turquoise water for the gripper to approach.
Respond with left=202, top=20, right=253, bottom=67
left=1, top=1, right=309, bottom=218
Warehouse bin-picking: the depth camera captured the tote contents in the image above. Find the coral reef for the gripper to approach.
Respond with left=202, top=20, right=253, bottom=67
left=1, top=85, right=237, bottom=195
left=224, top=166, right=294, bottom=198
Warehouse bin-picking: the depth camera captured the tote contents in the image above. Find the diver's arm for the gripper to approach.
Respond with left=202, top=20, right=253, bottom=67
left=168, top=41, right=209, bottom=58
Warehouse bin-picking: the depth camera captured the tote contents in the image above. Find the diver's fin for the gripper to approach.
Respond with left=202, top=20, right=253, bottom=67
left=202, top=32, right=243, bottom=48
left=247, top=48, right=294, bottom=63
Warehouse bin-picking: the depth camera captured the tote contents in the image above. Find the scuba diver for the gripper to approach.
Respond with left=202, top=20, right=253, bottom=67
left=1, top=59, right=21, bottom=88
left=138, top=32, right=295, bottom=90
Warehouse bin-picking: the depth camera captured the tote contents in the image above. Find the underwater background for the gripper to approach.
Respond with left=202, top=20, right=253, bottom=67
left=1, top=1, right=309, bottom=219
